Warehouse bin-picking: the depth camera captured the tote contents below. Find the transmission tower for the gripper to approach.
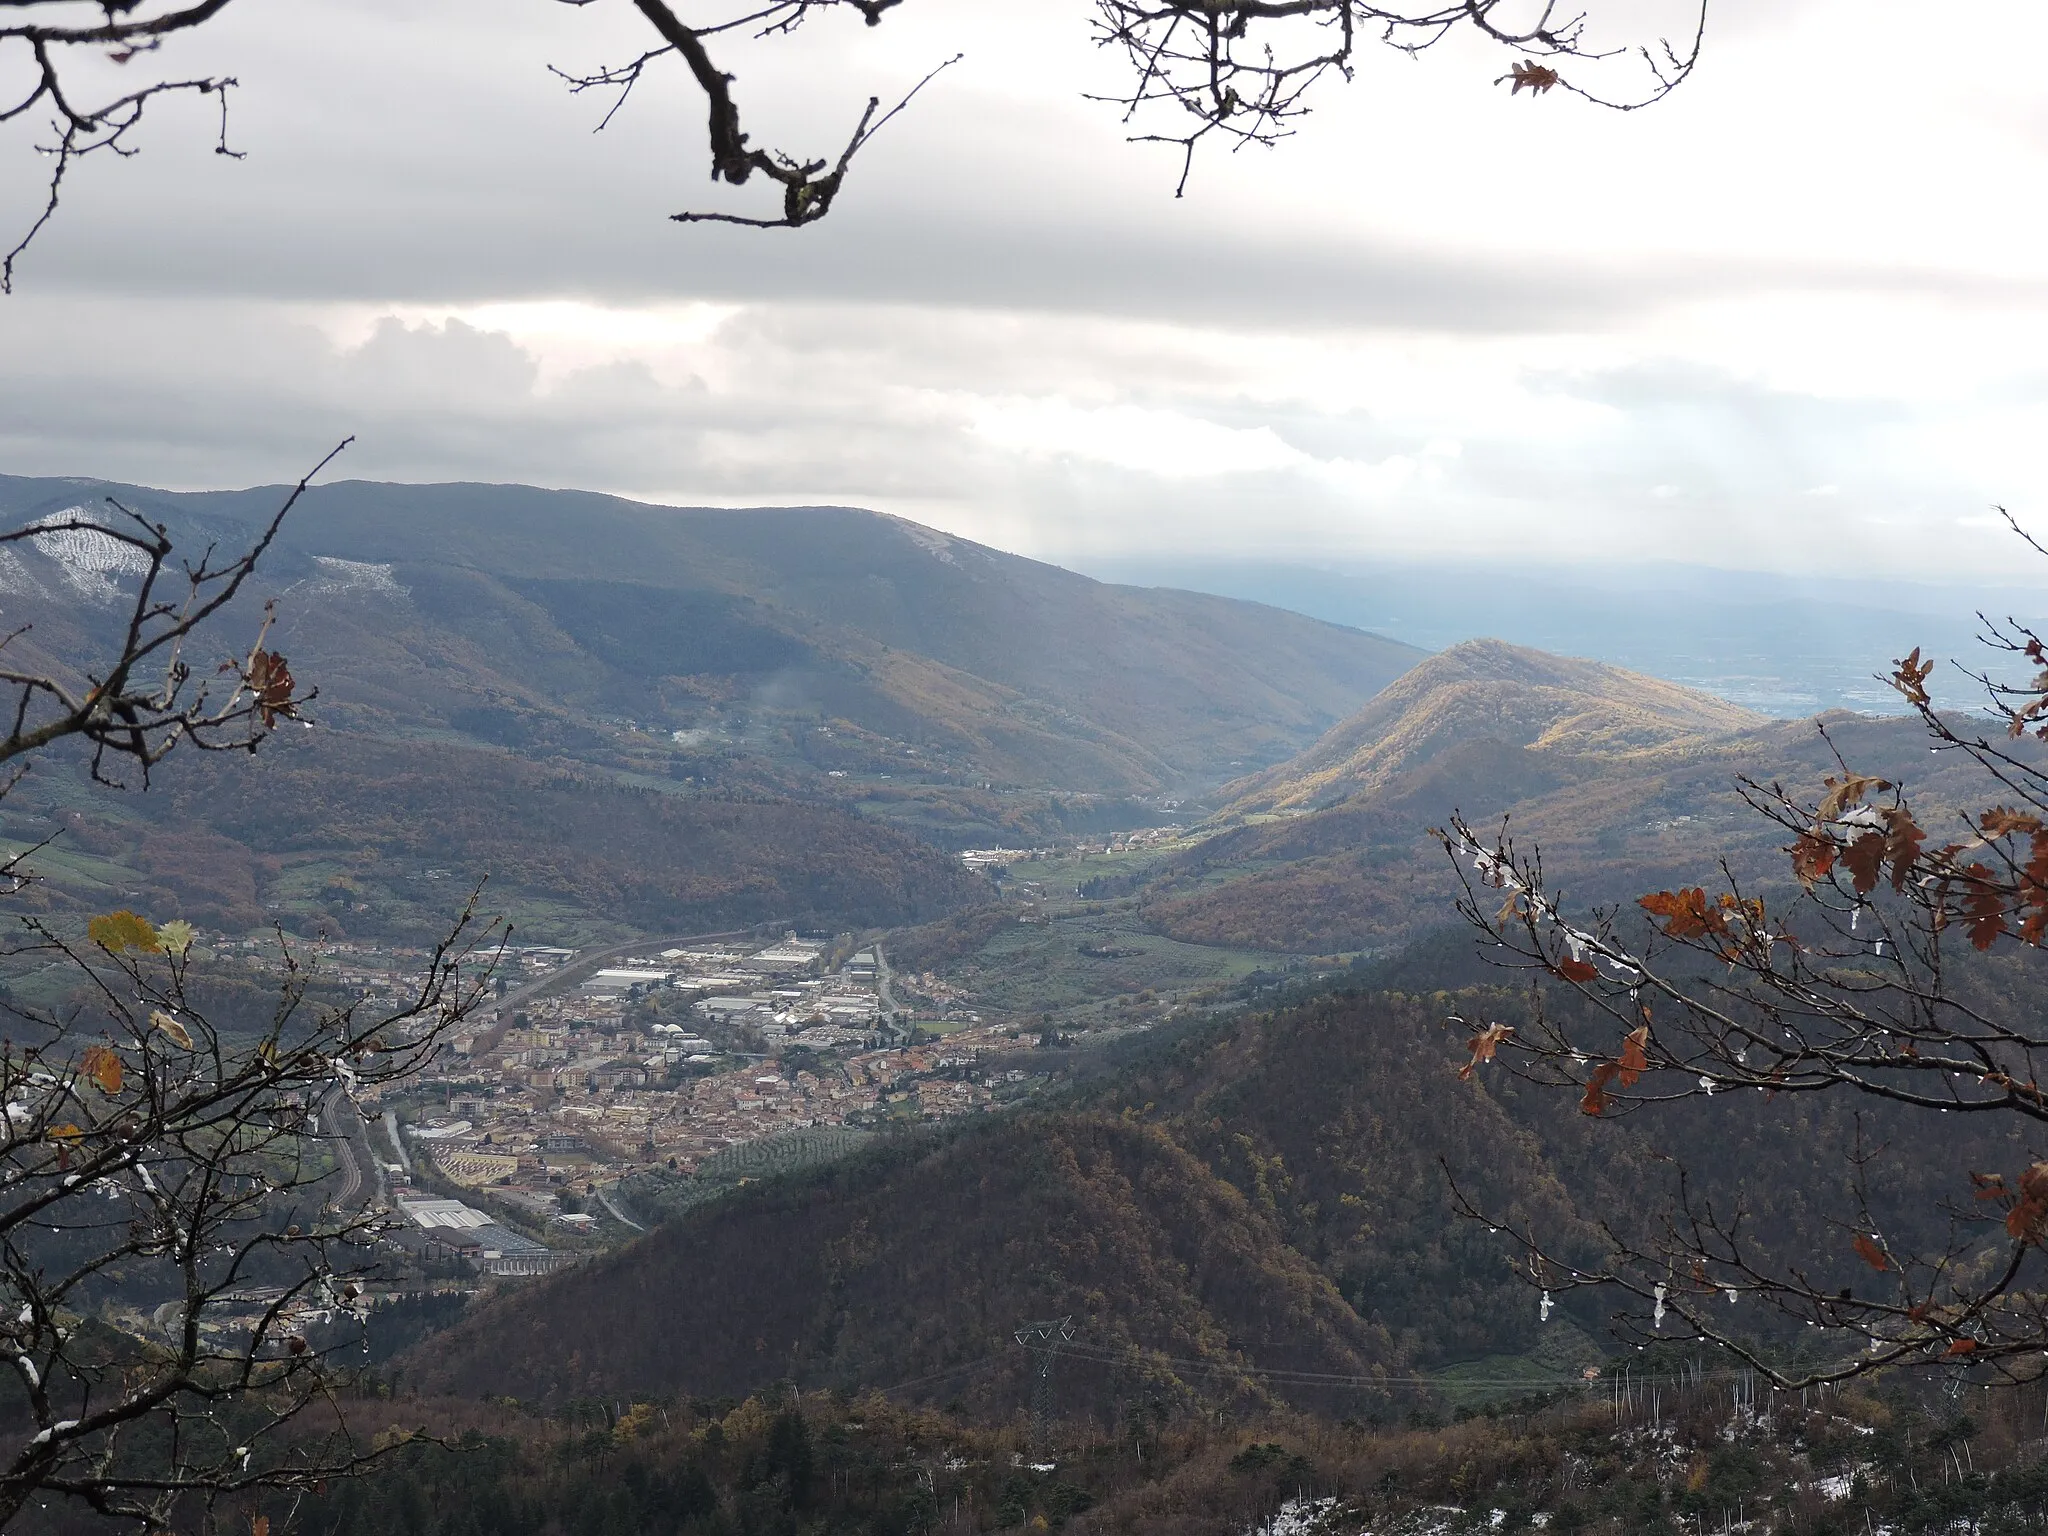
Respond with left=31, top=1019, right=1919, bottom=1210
left=1013, top=1316, right=1075, bottom=1457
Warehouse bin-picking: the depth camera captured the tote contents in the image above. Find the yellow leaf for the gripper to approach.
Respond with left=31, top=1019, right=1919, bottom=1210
left=81, top=1045, right=123, bottom=1096
left=157, top=920, right=195, bottom=957
left=149, top=1010, right=194, bottom=1050
left=87, top=910, right=161, bottom=955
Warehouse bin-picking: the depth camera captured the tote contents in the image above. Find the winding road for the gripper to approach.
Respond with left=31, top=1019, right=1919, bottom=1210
left=594, top=1186, right=644, bottom=1231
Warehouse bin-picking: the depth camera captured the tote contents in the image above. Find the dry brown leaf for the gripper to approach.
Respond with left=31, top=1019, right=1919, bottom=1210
left=1617, top=1025, right=1650, bottom=1088
left=1500, top=59, right=1561, bottom=94
left=1459, top=1022, right=1514, bottom=1081
left=1581, top=1060, right=1620, bottom=1116
left=81, top=1044, right=123, bottom=1096
left=149, top=1009, right=194, bottom=1050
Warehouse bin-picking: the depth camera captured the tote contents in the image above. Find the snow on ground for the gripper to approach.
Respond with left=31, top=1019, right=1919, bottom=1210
left=27, top=510, right=151, bottom=604
left=306, top=556, right=407, bottom=597
left=1249, top=1497, right=1516, bottom=1536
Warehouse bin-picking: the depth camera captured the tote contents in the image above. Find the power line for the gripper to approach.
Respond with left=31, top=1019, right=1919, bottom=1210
left=1015, top=1317, right=1075, bottom=1452
left=869, top=1331, right=1786, bottom=1410
left=870, top=1352, right=1007, bottom=1398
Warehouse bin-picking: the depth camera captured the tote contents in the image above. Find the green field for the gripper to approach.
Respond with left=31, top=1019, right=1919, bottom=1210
left=917, top=899, right=1295, bottom=1027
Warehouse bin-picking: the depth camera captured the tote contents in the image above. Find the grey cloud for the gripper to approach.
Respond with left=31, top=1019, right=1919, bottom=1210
left=0, top=297, right=990, bottom=503
left=3, top=0, right=2036, bottom=335
left=0, top=295, right=2024, bottom=582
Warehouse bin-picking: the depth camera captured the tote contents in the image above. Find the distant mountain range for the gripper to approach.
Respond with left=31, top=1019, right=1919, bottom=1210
left=0, top=476, right=1421, bottom=799
left=11, top=471, right=2023, bottom=1427
left=0, top=475, right=1421, bottom=939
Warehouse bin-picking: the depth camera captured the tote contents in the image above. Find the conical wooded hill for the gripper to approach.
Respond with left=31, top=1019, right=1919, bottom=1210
left=1221, top=638, right=1763, bottom=818
left=1135, top=640, right=2030, bottom=953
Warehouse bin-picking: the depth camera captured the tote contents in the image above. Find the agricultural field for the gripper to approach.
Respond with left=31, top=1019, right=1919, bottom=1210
left=952, top=911, right=1293, bottom=1018
left=617, top=1128, right=877, bottom=1223
left=893, top=843, right=1329, bottom=1033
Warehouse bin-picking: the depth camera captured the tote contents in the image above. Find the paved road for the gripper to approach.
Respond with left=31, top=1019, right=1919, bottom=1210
left=322, top=1086, right=371, bottom=1210
left=594, top=1186, right=644, bottom=1232
left=875, top=943, right=903, bottom=1040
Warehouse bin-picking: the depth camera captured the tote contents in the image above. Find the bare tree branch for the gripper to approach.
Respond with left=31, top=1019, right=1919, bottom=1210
left=0, top=444, right=503, bottom=1524
left=0, top=0, right=244, bottom=291
left=0, top=895, right=500, bottom=1528
left=0, top=438, right=343, bottom=788
left=1431, top=517, right=2048, bottom=1386
left=1, top=0, right=1710, bottom=268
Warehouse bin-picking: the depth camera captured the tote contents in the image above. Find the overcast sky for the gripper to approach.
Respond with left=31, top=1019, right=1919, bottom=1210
left=3, top=0, right=2046, bottom=582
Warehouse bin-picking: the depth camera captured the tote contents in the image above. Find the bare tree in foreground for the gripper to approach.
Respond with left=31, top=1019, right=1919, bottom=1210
left=0, top=450, right=500, bottom=1526
left=3, top=0, right=1706, bottom=278
left=1441, top=514, right=2048, bottom=1388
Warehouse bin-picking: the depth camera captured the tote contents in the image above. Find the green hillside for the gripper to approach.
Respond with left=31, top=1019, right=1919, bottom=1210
left=2, top=731, right=988, bottom=941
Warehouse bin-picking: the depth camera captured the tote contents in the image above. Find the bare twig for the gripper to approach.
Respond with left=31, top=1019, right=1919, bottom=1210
left=0, top=438, right=345, bottom=789
left=1432, top=513, right=2048, bottom=1385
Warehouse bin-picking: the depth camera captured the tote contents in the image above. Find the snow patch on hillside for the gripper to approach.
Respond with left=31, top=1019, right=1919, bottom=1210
left=28, top=510, right=150, bottom=604
left=306, top=556, right=407, bottom=598
left=1248, top=1496, right=1512, bottom=1536
left=0, top=548, right=48, bottom=600
left=897, top=520, right=960, bottom=567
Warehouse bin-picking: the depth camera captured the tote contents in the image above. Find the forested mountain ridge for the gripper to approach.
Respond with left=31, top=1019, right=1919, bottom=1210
left=0, top=472, right=1424, bottom=938
left=1219, top=638, right=1763, bottom=816
left=401, top=1110, right=1400, bottom=1420
left=0, top=475, right=1423, bottom=797
left=400, top=984, right=2020, bottom=1418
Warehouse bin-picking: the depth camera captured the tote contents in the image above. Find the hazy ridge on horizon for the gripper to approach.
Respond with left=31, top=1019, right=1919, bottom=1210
left=1080, top=552, right=2046, bottom=719
left=11, top=458, right=2023, bottom=721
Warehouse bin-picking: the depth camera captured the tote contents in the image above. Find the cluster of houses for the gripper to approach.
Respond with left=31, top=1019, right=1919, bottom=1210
left=366, top=934, right=1025, bottom=1268
left=179, top=929, right=1029, bottom=1288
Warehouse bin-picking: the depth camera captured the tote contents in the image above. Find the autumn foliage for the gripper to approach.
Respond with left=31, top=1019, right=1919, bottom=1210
left=1437, top=591, right=2048, bottom=1385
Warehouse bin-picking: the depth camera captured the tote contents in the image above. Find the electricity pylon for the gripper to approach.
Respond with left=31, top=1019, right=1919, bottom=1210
left=1013, top=1316, right=1075, bottom=1457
